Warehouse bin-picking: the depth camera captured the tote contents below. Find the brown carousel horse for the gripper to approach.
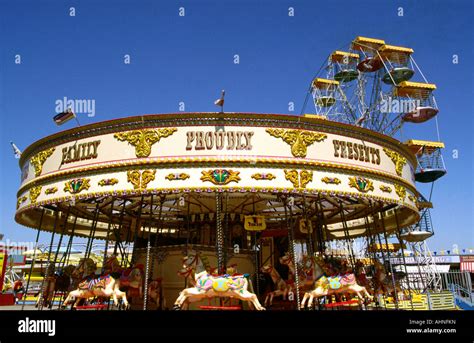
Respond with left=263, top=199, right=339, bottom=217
left=260, top=265, right=293, bottom=306
left=300, top=256, right=373, bottom=309
left=70, top=258, right=98, bottom=289
left=36, top=264, right=75, bottom=308
left=147, top=278, right=164, bottom=309
left=372, top=260, right=403, bottom=298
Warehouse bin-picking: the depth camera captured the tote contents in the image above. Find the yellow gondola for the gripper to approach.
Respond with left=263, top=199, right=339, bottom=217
left=394, top=81, right=437, bottom=99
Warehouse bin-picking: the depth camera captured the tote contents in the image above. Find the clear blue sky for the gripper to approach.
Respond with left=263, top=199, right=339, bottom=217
left=0, top=0, right=472, bottom=253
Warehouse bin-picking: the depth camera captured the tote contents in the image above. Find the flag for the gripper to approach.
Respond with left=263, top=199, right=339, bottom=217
left=10, top=141, right=22, bottom=159
left=214, top=90, right=225, bottom=108
left=53, top=108, right=76, bottom=125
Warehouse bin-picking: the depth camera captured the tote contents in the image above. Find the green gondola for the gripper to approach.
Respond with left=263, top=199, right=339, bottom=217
left=334, top=69, right=359, bottom=83
left=382, top=67, right=414, bottom=85
left=415, top=168, right=447, bottom=183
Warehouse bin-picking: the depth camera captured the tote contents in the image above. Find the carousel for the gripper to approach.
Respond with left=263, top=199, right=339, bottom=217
left=14, top=36, right=446, bottom=311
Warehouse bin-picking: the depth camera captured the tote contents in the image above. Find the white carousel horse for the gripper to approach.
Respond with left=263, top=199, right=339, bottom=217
left=300, top=257, right=373, bottom=309
left=174, top=271, right=265, bottom=311
left=62, top=274, right=129, bottom=309
left=260, top=265, right=293, bottom=306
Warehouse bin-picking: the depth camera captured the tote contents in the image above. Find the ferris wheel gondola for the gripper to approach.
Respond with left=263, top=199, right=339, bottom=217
left=377, top=44, right=415, bottom=85
left=330, top=51, right=360, bottom=83
left=405, top=140, right=447, bottom=183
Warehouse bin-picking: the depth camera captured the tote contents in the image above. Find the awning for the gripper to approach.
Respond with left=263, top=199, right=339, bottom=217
left=460, top=261, right=474, bottom=273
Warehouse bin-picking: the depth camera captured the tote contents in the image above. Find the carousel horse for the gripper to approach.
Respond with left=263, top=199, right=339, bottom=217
left=36, top=264, right=75, bottom=308
left=103, top=254, right=145, bottom=303
left=354, top=260, right=373, bottom=292
left=173, top=270, right=265, bottom=310
left=70, top=258, right=98, bottom=289
left=177, top=253, right=206, bottom=287
left=279, top=253, right=323, bottom=290
left=63, top=255, right=137, bottom=309
left=300, top=256, right=373, bottom=309
left=260, top=265, right=293, bottom=306
left=62, top=273, right=129, bottom=309
left=103, top=254, right=123, bottom=274
left=279, top=253, right=313, bottom=288
left=176, top=253, right=240, bottom=309
left=147, top=278, right=164, bottom=309
left=372, top=260, right=403, bottom=298
left=120, top=264, right=144, bottom=303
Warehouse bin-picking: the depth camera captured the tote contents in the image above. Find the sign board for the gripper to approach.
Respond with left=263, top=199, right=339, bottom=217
left=244, top=216, right=266, bottom=231
left=298, top=218, right=313, bottom=234
left=391, top=255, right=460, bottom=265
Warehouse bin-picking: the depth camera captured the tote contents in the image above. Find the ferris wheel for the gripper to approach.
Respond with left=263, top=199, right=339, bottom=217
left=305, top=36, right=448, bottom=294
left=309, top=36, right=439, bottom=138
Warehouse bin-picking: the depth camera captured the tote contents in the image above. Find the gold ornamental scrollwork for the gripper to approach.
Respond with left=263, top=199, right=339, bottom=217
left=348, top=176, right=374, bottom=193
left=251, top=173, right=276, bottom=181
left=165, top=173, right=190, bottom=181
left=200, top=169, right=240, bottom=185
left=17, top=196, right=27, bottom=209
left=127, top=170, right=156, bottom=190
left=394, top=184, right=406, bottom=200
left=266, top=129, right=327, bottom=158
left=284, top=170, right=299, bottom=188
left=114, top=128, right=177, bottom=158
left=98, top=178, right=119, bottom=187
left=383, top=148, right=407, bottom=176
left=30, top=148, right=55, bottom=177
left=284, top=170, right=313, bottom=189
left=45, top=187, right=58, bottom=195
left=379, top=185, right=392, bottom=193
left=29, top=186, right=42, bottom=204
left=64, top=178, right=91, bottom=194
left=321, top=177, right=341, bottom=185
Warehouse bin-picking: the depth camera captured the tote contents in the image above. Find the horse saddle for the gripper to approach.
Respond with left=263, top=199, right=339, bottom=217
left=79, top=276, right=107, bottom=290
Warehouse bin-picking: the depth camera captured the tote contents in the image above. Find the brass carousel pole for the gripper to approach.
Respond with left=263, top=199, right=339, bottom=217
left=57, top=214, right=78, bottom=310
left=143, top=193, right=153, bottom=310
left=303, top=195, right=314, bottom=257
left=48, top=205, right=71, bottom=310
left=101, top=198, right=114, bottom=275
left=130, top=195, right=145, bottom=266
left=38, top=208, right=59, bottom=311
left=394, top=209, right=415, bottom=310
left=338, top=200, right=356, bottom=270
left=216, top=192, right=225, bottom=274
left=378, top=205, right=400, bottom=310
left=152, top=195, right=166, bottom=310
left=284, top=195, right=301, bottom=310
left=84, top=202, right=100, bottom=259
left=114, top=199, right=128, bottom=266
left=22, top=208, right=45, bottom=311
